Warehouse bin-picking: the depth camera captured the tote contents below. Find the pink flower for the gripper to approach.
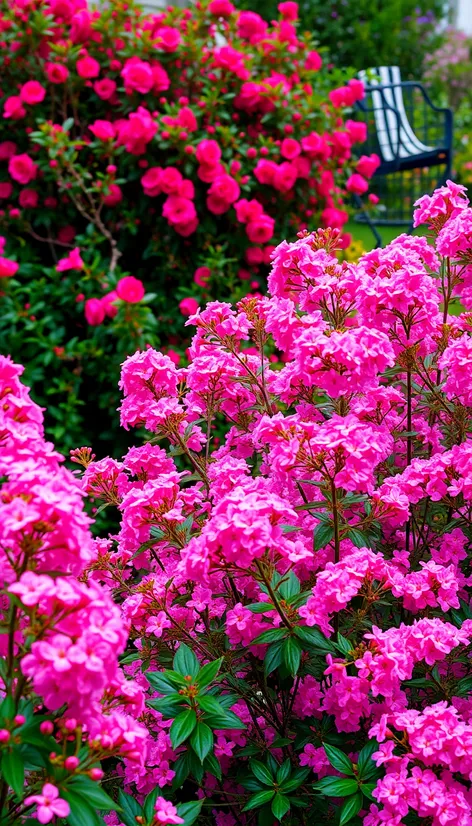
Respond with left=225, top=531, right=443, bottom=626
left=94, top=78, right=117, bottom=100
left=0, top=257, right=19, bottom=278
left=280, top=137, right=301, bottom=160
left=24, top=784, right=70, bottom=824
left=20, top=81, right=46, bottom=105
left=254, top=159, right=278, bottom=186
left=357, top=154, right=381, bottom=178
left=19, top=189, right=38, bottom=208
left=103, top=184, right=123, bottom=206
left=278, top=2, right=298, bottom=21
left=46, top=62, right=69, bottom=84
left=154, top=27, right=181, bottom=53
left=101, top=291, right=119, bottom=319
left=116, top=276, right=145, bottom=304
left=89, top=120, right=115, bottom=141
left=0, top=182, right=13, bottom=199
left=56, top=248, right=84, bottom=272
left=85, top=297, right=106, bottom=326
left=209, top=0, right=235, bottom=16
left=179, top=297, right=199, bottom=317
left=121, top=58, right=154, bottom=94
left=162, top=196, right=197, bottom=227
left=0, top=142, right=17, bottom=160
left=346, top=173, right=369, bottom=195
left=8, top=154, right=38, bottom=185
left=246, top=214, right=275, bottom=244
left=195, top=139, right=221, bottom=167
left=194, top=266, right=211, bottom=287
left=273, top=162, right=298, bottom=193
left=76, top=54, right=100, bottom=79
left=3, top=96, right=26, bottom=120
left=305, top=50, right=322, bottom=71
left=154, top=798, right=183, bottom=825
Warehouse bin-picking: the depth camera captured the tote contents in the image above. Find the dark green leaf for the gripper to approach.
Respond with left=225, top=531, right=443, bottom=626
left=334, top=634, right=353, bottom=656
left=278, top=571, right=300, bottom=599
left=243, top=790, right=275, bottom=811
left=357, top=740, right=379, bottom=780
left=147, top=694, right=186, bottom=717
left=314, top=777, right=359, bottom=797
left=170, top=709, right=197, bottom=749
left=323, top=744, right=354, bottom=775
left=143, top=788, right=159, bottom=822
left=293, top=626, right=335, bottom=652
left=254, top=628, right=288, bottom=645
left=360, top=782, right=377, bottom=801
left=276, top=760, right=291, bottom=785
left=247, top=603, right=274, bottom=613
left=68, top=777, right=118, bottom=811
left=172, top=753, right=190, bottom=790
left=251, top=759, right=275, bottom=787
left=264, top=642, right=283, bottom=676
left=197, top=695, right=225, bottom=716
left=176, top=800, right=204, bottom=826
left=190, top=723, right=213, bottom=763
left=313, top=523, right=334, bottom=550
left=272, top=793, right=290, bottom=820
left=203, top=752, right=222, bottom=780
left=146, top=670, right=185, bottom=694
left=203, top=710, right=246, bottom=730
left=173, top=644, right=200, bottom=678
left=281, top=637, right=302, bottom=676
left=280, top=767, right=311, bottom=793
left=117, top=791, right=142, bottom=826
left=196, top=658, right=223, bottom=689
left=1, top=750, right=24, bottom=798
left=340, top=792, right=363, bottom=825
left=346, top=529, right=368, bottom=549
left=61, top=789, right=103, bottom=826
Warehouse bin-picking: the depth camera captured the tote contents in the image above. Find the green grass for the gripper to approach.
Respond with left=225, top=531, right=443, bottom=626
left=346, top=220, right=427, bottom=251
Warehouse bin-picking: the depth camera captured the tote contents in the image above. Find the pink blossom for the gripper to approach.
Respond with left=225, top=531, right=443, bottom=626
left=56, top=247, right=84, bottom=272
left=24, top=784, right=70, bottom=824
left=116, top=276, right=145, bottom=304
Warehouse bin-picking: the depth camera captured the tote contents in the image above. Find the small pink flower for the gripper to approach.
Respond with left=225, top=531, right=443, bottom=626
left=25, top=783, right=70, bottom=824
left=116, top=276, right=145, bottom=304
left=3, top=96, right=26, bottom=120
left=0, top=257, right=19, bottom=278
left=8, top=153, right=37, bottom=185
left=56, top=248, right=84, bottom=272
left=76, top=54, right=100, bottom=79
left=179, top=297, right=199, bottom=317
left=20, top=81, right=46, bottom=105
left=46, top=63, right=69, bottom=84
left=85, top=297, right=106, bottom=326
left=89, top=120, right=115, bottom=141
left=154, top=797, right=184, bottom=825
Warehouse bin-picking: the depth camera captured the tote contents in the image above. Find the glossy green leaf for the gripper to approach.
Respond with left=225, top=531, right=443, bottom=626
left=1, top=750, right=25, bottom=798
left=203, top=752, right=222, bottom=780
left=190, top=722, right=213, bottom=763
left=170, top=708, right=197, bottom=749
left=197, top=695, right=225, bottom=716
left=264, top=641, right=284, bottom=676
left=276, top=760, right=291, bottom=785
left=247, top=603, right=274, bottom=613
left=117, top=791, right=142, bottom=826
left=254, top=628, right=288, bottom=645
left=68, top=777, right=118, bottom=811
left=272, top=793, right=290, bottom=820
left=293, top=625, right=336, bottom=652
left=176, top=800, right=204, bottom=826
left=357, top=740, right=379, bottom=780
left=196, top=658, right=223, bottom=689
left=323, top=743, right=354, bottom=775
left=313, top=523, right=334, bottom=550
left=61, top=789, right=103, bottom=826
left=340, top=792, right=363, bottom=825
left=242, top=790, right=275, bottom=811
left=280, top=767, right=311, bottom=793
left=281, top=636, right=302, bottom=675
left=251, top=759, right=275, bottom=786
left=173, top=644, right=200, bottom=678
left=314, top=777, right=359, bottom=797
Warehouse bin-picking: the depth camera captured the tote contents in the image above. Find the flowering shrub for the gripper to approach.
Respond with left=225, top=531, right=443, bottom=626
left=0, top=0, right=374, bottom=452
left=4, top=180, right=472, bottom=824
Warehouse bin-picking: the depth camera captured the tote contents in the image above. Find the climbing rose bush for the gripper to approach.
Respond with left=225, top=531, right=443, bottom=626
left=8, top=182, right=472, bottom=825
left=0, top=0, right=373, bottom=452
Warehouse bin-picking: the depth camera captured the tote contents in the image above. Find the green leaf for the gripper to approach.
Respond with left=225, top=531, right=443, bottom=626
left=61, top=789, right=103, bottom=826
left=276, top=760, right=291, bottom=785
left=357, top=740, right=379, bottom=780
left=203, top=752, right=222, bottom=780
left=323, top=744, right=354, bottom=775
left=196, top=658, right=223, bottom=689
left=243, top=790, right=275, bottom=811
left=280, top=767, right=311, bottom=793
left=197, top=695, right=225, bottom=716
left=334, top=634, right=353, bottom=656
left=281, top=636, right=302, bottom=676
left=176, top=800, right=204, bottom=826
left=251, top=759, right=275, bottom=787
left=293, top=626, right=335, bottom=652
left=313, top=523, right=334, bottom=550
left=1, top=750, right=25, bottom=798
left=68, top=777, right=118, bottom=811
left=62, top=117, right=74, bottom=132
left=146, top=670, right=186, bottom=694
left=172, top=753, right=190, bottom=790
left=264, top=641, right=283, bottom=676
left=272, top=793, right=290, bottom=820
left=254, top=628, right=288, bottom=645
left=203, top=710, right=246, bottom=730
left=456, top=675, right=472, bottom=696
left=143, top=788, right=159, bottom=822
left=339, top=792, right=363, bottom=825
left=190, top=723, right=213, bottom=763
left=117, top=791, right=142, bottom=826
left=346, top=528, right=369, bottom=549
left=173, top=644, right=200, bottom=678
left=247, top=603, right=274, bottom=613
left=314, top=777, right=359, bottom=797
left=0, top=695, right=15, bottom=721
left=278, top=571, right=300, bottom=599
left=147, top=695, right=186, bottom=718
left=170, top=709, right=197, bottom=749
left=360, top=782, right=377, bottom=801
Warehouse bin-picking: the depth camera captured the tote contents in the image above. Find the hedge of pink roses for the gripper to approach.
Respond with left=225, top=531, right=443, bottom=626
left=0, top=0, right=376, bottom=451
left=3, top=180, right=472, bottom=825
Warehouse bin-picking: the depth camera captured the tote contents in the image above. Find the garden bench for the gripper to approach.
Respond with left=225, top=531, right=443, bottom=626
left=354, top=65, right=453, bottom=246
